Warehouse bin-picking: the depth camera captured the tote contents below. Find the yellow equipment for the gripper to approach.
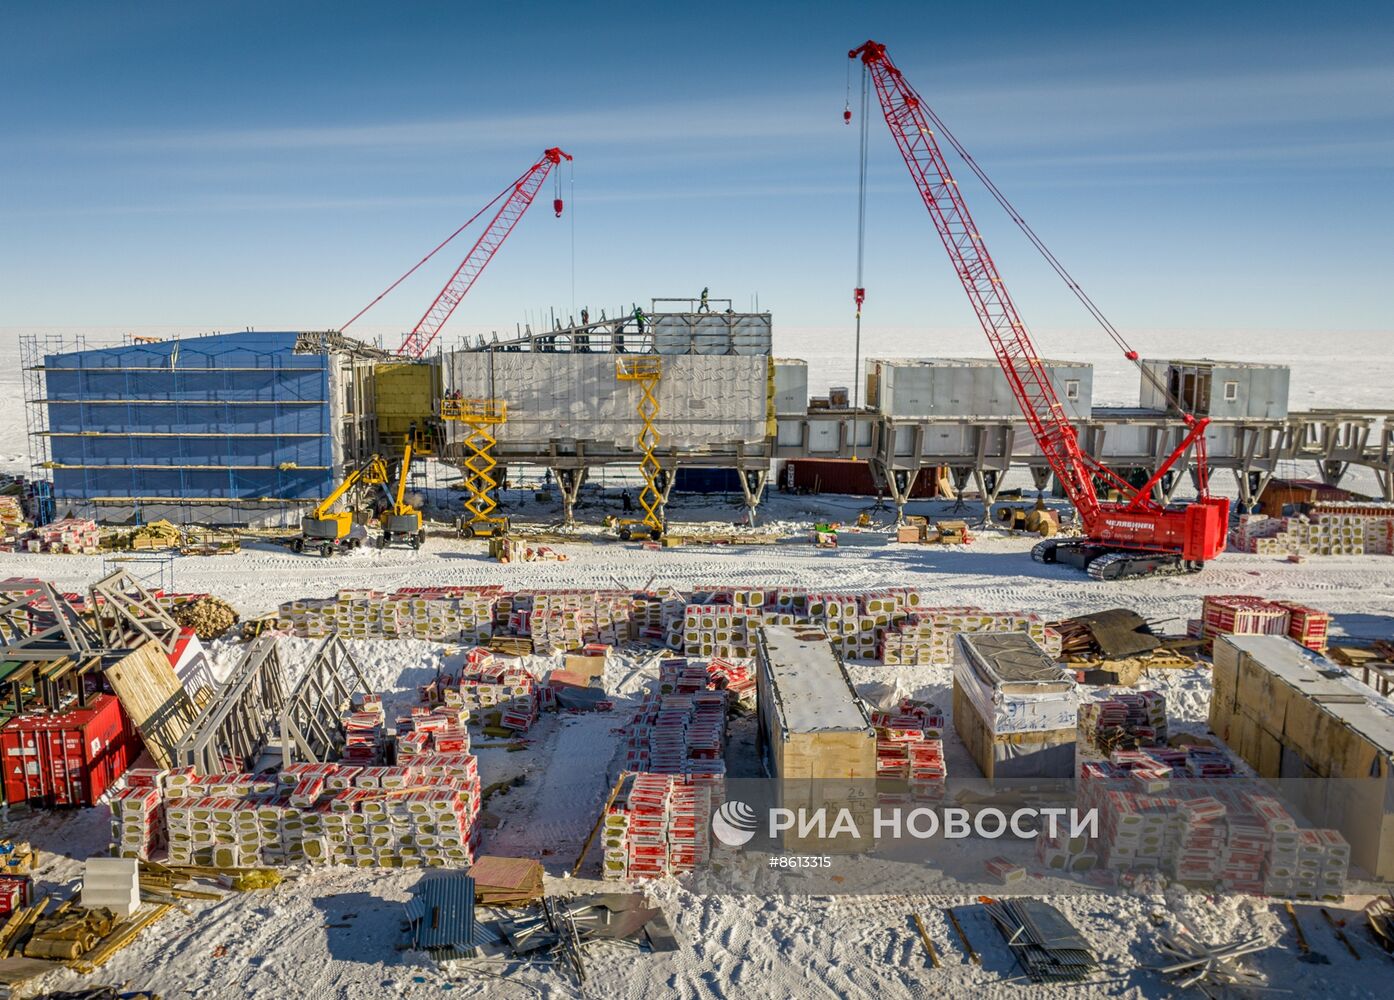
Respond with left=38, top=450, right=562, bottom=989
left=614, top=356, right=664, bottom=541
left=377, top=440, right=427, bottom=550
left=440, top=397, right=510, bottom=539
left=296, top=454, right=390, bottom=556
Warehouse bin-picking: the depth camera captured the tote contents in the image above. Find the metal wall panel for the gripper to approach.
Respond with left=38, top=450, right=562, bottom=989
left=872, top=358, right=1093, bottom=419
left=1138, top=359, right=1290, bottom=420
left=444, top=352, right=767, bottom=448
left=773, top=360, right=808, bottom=415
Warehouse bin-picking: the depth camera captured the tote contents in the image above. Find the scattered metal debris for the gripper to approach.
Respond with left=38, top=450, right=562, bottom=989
left=982, top=898, right=1096, bottom=983
left=1154, top=926, right=1271, bottom=994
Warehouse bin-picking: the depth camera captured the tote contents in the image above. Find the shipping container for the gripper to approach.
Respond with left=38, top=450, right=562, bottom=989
left=867, top=358, right=1093, bottom=420
left=1139, top=359, right=1289, bottom=420
left=1257, top=478, right=1359, bottom=518
left=783, top=459, right=939, bottom=498
left=1, top=695, right=142, bottom=807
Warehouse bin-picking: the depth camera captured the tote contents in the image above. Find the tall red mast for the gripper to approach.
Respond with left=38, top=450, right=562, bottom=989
left=850, top=41, right=1228, bottom=578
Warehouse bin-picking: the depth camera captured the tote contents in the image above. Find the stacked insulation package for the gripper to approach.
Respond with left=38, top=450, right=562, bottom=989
left=605, top=658, right=730, bottom=880
left=513, top=591, right=634, bottom=652
left=1231, top=509, right=1394, bottom=557
left=149, top=758, right=481, bottom=868
left=871, top=700, right=947, bottom=800
left=449, top=652, right=539, bottom=732
left=1194, top=596, right=1331, bottom=653
left=1071, top=755, right=1348, bottom=897
left=670, top=587, right=1061, bottom=665
left=276, top=588, right=496, bottom=642
left=1077, top=692, right=1168, bottom=752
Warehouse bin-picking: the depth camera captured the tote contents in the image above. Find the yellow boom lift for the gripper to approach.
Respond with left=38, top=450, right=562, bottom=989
left=297, top=455, right=390, bottom=556
left=377, top=439, right=427, bottom=550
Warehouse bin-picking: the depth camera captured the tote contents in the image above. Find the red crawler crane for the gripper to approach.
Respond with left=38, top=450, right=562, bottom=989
left=342, top=148, right=572, bottom=359
left=849, top=41, right=1228, bottom=579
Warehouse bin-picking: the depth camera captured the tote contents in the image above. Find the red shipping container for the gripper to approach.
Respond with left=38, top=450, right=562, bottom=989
left=783, top=459, right=941, bottom=498
left=1, top=695, right=141, bottom=807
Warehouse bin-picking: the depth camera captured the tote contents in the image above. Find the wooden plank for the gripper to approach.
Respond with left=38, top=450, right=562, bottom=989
left=70, top=903, right=173, bottom=974
left=946, top=907, right=980, bottom=965
left=103, top=642, right=198, bottom=768
left=912, top=912, right=942, bottom=968
left=1284, top=901, right=1310, bottom=954
left=571, top=772, right=629, bottom=877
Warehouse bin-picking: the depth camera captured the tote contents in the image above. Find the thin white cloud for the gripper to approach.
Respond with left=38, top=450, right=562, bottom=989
left=20, top=62, right=1392, bottom=160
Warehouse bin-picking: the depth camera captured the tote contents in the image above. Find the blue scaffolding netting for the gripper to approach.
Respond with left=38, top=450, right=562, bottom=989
left=43, top=332, right=336, bottom=501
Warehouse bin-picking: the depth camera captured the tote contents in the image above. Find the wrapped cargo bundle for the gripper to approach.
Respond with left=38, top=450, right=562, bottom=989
left=952, top=632, right=1077, bottom=781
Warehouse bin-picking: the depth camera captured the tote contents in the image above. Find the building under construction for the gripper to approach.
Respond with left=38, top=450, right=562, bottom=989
left=21, top=310, right=1394, bottom=528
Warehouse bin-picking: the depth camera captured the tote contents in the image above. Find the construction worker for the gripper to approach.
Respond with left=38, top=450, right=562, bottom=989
left=580, top=306, right=589, bottom=325
left=633, top=306, right=646, bottom=335
left=622, top=489, right=633, bottom=513
left=698, top=287, right=710, bottom=313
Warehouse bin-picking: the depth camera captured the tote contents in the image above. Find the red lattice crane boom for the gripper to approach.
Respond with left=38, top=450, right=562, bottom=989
left=343, top=148, right=572, bottom=358
left=849, top=41, right=1228, bottom=579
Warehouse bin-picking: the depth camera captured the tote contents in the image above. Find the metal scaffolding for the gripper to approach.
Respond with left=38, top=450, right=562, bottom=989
left=441, top=397, right=508, bottom=530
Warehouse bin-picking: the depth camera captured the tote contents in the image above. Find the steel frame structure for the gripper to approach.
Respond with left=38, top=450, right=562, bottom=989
left=89, top=568, right=180, bottom=655
left=174, top=634, right=287, bottom=774
left=277, top=633, right=371, bottom=767
left=0, top=579, right=101, bottom=662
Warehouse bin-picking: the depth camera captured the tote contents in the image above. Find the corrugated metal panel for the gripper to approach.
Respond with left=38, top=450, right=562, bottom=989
left=773, top=360, right=808, bottom=415
left=410, top=874, right=476, bottom=951
left=871, top=358, right=1093, bottom=419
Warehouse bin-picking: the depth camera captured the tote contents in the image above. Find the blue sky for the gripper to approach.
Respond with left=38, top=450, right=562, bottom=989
left=2, top=1, right=1391, bottom=351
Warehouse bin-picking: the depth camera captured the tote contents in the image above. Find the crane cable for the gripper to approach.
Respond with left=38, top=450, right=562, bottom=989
left=853, top=63, right=871, bottom=411
left=917, top=98, right=1211, bottom=495
left=911, top=98, right=1187, bottom=421
left=339, top=165, right=531, bottom=332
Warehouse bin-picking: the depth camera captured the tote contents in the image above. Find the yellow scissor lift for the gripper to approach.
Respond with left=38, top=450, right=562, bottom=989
left=440, top=397, right=511, bottom=539
left=614, top=356, right=665, bottom=541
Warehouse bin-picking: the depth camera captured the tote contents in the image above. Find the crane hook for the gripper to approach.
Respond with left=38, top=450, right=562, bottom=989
left=843, top=106, right=852, bottom=125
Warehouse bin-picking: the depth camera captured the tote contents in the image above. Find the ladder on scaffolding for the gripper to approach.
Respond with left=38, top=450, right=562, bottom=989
left=614, top=357, right=664, bottom=539
left=439, top=397, right=509, bottom=537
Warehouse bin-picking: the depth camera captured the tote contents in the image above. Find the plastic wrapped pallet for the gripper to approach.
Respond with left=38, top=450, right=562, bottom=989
left=952, top=632, right=1077, bottom=780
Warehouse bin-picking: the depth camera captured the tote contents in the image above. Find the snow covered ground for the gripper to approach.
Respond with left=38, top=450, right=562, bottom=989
left=0, top=329, right=1392, bottom=997
left=1, top=523, right=1391, bottom=998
